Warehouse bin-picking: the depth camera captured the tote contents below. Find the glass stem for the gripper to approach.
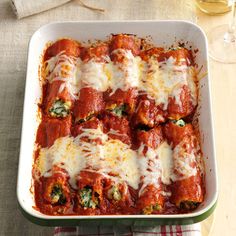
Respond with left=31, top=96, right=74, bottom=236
left=225, top=1, right=236, bottom=43
left=229, top=1, right=236, bottom=32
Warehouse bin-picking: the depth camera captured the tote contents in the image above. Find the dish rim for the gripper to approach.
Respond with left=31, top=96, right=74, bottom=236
left=17, top=20, right=218, bottom=224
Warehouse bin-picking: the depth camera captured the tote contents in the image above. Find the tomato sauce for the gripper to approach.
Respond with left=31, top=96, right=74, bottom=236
left=33, top=35, right=204, bottom=216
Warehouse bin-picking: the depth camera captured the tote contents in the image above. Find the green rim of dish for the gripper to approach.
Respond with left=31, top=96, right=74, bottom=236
left=18, top=200, right=217, bottom=227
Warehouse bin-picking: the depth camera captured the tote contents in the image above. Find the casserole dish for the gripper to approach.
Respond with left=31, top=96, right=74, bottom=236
left=17, top=21, right=218, bottom=226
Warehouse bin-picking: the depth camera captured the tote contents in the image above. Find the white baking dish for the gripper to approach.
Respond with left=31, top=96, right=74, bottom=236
left=17, top=21, right=218, bottom=226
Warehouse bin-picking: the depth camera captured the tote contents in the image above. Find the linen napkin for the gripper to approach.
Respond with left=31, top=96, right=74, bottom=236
left=10, top=0, right=196, bottom=21
left=11, top=0, right=71, bottom=19
left=11, top=0, right=105, bottom=19
left=54, top=224, right=201, bottom=236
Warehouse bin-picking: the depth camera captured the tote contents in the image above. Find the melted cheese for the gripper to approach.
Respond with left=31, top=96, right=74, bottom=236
left=44, top=50, right=142, bottom=98
left=36, top=136, right=86, bottom=189
left=109, top=49, right=141, bottom=94
left=103, top=139, right=139, bottom=189
left=36, top=126, right=199, bottom=191
left=74, top=127, right=108, bottom=144
left=139, top=56, right=197, bottom=109
left=138, top=144, right=162, bottom=196
left=107, top=129, right=123, bottom=136
left=44, top=53, right=80, bottom=99
left=157, top=141, right=173, bottom=185
left=36, top=128, right=139, bottom=190
left=74, top=127, right=108, bottom=169
left=80, top=60, right=109, bottom=92
left=171, top=138, right=198, bottom=181
left=44, top=51, right=197, bottom=110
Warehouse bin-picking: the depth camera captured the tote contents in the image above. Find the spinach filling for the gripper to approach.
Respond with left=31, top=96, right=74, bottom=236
left=107, top=186, right=122, bottom=201
left=51, top=185, right=66, bottom=205
left=180, top=201, right=199, bottom=210
left=79, top=187, right=99, bottom=209
left=49, top=99, right=70, bottom=117
left=111, top=104, right=127, bottom=117
left=169, top=46, right=182, bottom=51
left=143, top=203, right=161, bottom=215
left=172, top=119, right=185, bottom=127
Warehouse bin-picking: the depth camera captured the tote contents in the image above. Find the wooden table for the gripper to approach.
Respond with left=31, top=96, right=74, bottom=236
left=197, top=8, right=236, bottom=236
left=0, top=1, right=235, bottom=235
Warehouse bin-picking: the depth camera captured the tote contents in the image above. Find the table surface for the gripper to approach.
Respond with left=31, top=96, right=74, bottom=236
left=0, top=0, right=236, bottom=235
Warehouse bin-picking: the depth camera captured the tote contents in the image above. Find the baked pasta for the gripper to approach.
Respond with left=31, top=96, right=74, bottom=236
left=33, top=34, right=204, bottom=215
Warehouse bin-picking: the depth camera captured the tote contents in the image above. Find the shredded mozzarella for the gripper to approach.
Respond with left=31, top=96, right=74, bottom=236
left=44, top=53, right=81, bottom=99
left=80, top=60, right=109, bottom=92
left=137, top=144, right=162, bottom=196
left=36, top=128, right=139, bottom=190
left=157, top=142, right=173, bottom=185
left=36, top=137, right=86, bottom=189
left=109, top=49, right=141, bottom=94
left=171, top=137, right=198, bottom=182
left=44, top=51, right=197, bottom=110
left=36, top=127, right=200, bottom=191
left=139, top=56, right=197, bottom=109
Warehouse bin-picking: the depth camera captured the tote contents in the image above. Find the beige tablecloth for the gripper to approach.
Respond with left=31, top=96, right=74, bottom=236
left=0, top=0, right=227, bottom=235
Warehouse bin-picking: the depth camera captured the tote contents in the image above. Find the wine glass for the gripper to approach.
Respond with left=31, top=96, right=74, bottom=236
left=207, top=0, right=236, bottom=63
